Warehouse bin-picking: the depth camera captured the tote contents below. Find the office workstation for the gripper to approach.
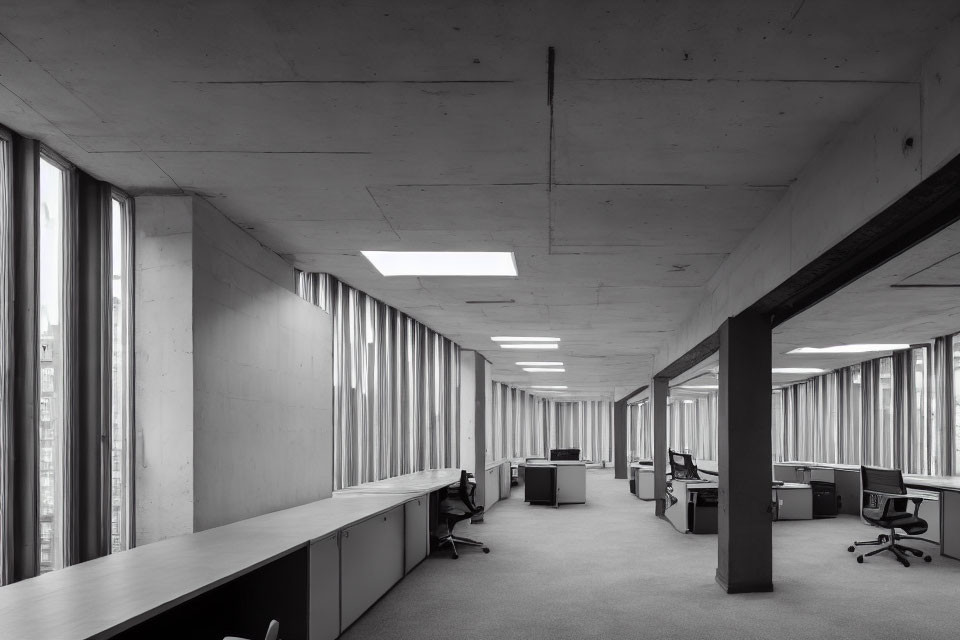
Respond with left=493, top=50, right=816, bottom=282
left=5, top=3, right=960, bottom=640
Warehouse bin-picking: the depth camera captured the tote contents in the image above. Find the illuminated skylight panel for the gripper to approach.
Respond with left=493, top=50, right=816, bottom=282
left=362, top=251, right=517, bottom=276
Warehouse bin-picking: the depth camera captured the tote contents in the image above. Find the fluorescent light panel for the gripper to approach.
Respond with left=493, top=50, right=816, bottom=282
left=523, top=367, right=565, bottom=372
left=680, top=385, right=719, bottom=390
left=515, top=361, right=563, bottom=366
left=532, top=385, right=567, bottom=389
left=787, top=344, right=910, bottom=354
left=491, top=336, right=560, bottom=342
left=500, top=343, right=559, bottom=350
left=361, top=251, right=517, bottom=276
left=773, top=367, right=827, bottom=374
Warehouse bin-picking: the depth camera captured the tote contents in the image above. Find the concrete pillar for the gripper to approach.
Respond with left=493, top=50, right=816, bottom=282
left=613, top=399, right=628, bottom=479
left=716, top=310, right=773, bottom=593
left=652, top=377, right=669, bottom=516
left=459, top=350, right=489, bottom=517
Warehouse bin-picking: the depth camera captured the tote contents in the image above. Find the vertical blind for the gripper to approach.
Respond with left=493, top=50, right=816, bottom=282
left=490, top=382, right=546, bottom=460
left=296, top=273, right=461, bottom=489
left=629, top=393, right=718, bottom=463
left=489, top=382, right=614, bottom=462
left=772, top=346, right=952, bottom=475
left=548, top=400, right=614, bottom=463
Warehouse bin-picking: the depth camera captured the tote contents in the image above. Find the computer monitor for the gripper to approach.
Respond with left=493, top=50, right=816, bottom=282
left=550, top=448, right=580, bottom=461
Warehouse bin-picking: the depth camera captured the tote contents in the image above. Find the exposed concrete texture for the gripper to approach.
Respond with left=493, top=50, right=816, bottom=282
left=135, top=195, right=333, bottom=541
left=3, top=3, right=959, bottom=399
left=655, top=32, right=960, bottom=375
left=134, top=197, right=195, bottom=544
left=191, top=198, right=333, bottom=532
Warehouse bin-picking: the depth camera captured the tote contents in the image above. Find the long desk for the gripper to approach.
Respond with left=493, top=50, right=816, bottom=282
left=0, top=469, right=460, bottom=640
left=776, top=461, right=960, bottom=560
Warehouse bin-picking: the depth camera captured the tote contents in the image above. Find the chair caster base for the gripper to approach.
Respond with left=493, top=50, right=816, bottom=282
left=847, top=545, right=855, bottom=552
left=924, top=555, right=932, bottom=562
left=482, top=547, right=490, bottom=553
left=856, top=555, right=864, bottom=563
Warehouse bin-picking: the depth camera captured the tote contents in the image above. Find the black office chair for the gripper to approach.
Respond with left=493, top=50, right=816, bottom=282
left=435, top=470, right=490, bottom=559
left=666, top=449, right=701, bottom=507
left=668, top=450, right=701, bottom=481
left=847, top=465, right=937, bottom=567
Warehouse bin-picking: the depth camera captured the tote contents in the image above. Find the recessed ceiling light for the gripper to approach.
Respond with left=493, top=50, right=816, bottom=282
left=515, top=361, right=563, bottom=366
left=787, top=344, right=910, bottom=354
left=532, top=385, right=567, bottom=389
left=500, top=343, right=559, bottom=350
left=361, top=251, right=517, bottom=276
left=679, top=385, right=719, bottom=390
left=523, top=367, right=565, bottom=372
left=772, top=367, right=827, bottom=374
left=491, top=336, right=560, bottom=342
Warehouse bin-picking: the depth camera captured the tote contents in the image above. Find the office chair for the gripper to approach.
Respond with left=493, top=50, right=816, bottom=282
left=666, top=449, right=701, bottom=507
left=224, top=619, right=279, bottom=640
left=668, top=450, right=701, bottom=480
left=435, top=470, right=491, bottom=559
left=847, top=466, right=937, bottom=567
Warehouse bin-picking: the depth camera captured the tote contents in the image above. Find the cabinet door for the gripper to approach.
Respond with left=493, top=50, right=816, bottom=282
left=404, top=496, right=428, bottom=573
left=340, top=506, right=404, bottom=632
left=309, top=534, right=340, bottom=640
left=942, top=490, right=960, bottom=560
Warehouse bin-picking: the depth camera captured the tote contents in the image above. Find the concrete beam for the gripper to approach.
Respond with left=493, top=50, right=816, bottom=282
left=655, top=22, right=960, bottom=375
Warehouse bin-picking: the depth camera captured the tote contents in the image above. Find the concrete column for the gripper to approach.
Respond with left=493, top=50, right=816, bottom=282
left=613, top=399, right=627, bottom=479
left=716, top=310, right=773, bottom=593
left=459, top=351, right=489, bottom=518
left=652, top=377, right=669, bottom=516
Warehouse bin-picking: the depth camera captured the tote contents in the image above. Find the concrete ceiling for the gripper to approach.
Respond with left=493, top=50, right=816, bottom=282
left=2, top=1, right=959, bottom=399
left=773, top=218, right=960, bottom=378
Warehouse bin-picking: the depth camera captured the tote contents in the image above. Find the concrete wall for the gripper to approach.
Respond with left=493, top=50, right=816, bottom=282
left=135, top=198, right=195, bottom=544
left=192, top=199, right=333, bottom=532
left=655, top=22, right=960, bottom=375
left=135, top=195, right=333, bottom=543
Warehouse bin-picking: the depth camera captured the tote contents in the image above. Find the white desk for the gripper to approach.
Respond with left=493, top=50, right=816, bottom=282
left=629, top=462, right=656, bottom=500
left=524, top=460, right=587, bottom=505
left=0, top=469, right=461, bottom=640
left=664, top=478, right=718, bottom=533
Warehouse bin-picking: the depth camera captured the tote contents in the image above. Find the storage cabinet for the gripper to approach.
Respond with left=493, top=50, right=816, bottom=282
left=309, top=534, right=340, bottom=640
left=340, top=506, right=405, bottom=632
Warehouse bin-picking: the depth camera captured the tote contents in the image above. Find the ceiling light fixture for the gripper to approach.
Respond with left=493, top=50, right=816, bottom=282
left=500, top=343, right=559, bottom=350
left=522, top=367, right=565, bottom=372
left=515, top=361, right=563, bottom=366
left=491, top=336, right=560, bottom=342
left=787, top=344, right=910, bottom=354
left=679, top=385, right=719, bottom=390
left=532, top=385, right=568, bottom=389
left=361, top=251, right=517, bottom=276
left=772, top=367, right=827, bottom=374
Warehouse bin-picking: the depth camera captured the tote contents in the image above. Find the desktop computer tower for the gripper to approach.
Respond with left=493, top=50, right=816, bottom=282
left=810, top=481, right=838, bottom=518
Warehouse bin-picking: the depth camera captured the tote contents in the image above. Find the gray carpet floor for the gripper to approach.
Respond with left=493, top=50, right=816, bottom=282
left=341, top=468, right=960, bottom=640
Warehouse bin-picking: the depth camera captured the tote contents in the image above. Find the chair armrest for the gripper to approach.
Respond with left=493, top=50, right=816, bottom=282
left=863, top=489, right=928, bottom=517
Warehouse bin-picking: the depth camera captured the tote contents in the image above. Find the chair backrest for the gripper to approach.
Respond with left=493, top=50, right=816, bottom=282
left=265, top=620, right=279, bottom=640
left=860, top=465, right=906, bottom=495
left=860, top=465, right=908, bottom=514
left=669, top=449, right=700, bottom=480
left=456, top=469, right=483, bottom=514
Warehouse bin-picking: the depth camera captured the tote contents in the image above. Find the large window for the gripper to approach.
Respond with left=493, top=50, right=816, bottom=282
left=110, top=194, right=133, bottom=553
left=37, top=153, right=69, bottom=573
